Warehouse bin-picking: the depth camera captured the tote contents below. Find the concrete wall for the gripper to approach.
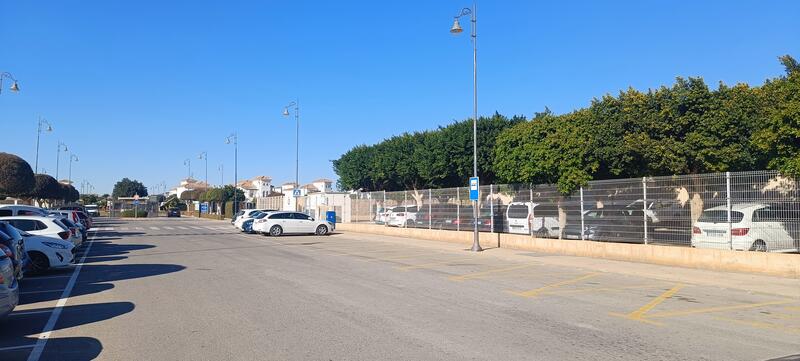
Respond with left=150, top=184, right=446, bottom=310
left=336, top=223, right=800, bottom=278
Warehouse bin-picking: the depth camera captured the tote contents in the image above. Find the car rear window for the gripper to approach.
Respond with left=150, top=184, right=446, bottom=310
left=507, top=205, right=529, bottom=219
left=698, top=210, right=744, bottom=223
left=0, top=210, right=11, bottom=217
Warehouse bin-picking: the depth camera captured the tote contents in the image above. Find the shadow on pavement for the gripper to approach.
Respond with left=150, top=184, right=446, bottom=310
left=0, top=301, right=134, bottom=360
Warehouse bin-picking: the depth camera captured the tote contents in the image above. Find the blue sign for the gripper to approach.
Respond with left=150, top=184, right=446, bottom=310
left=293, top=189, right=301, bottom=198
left=200, top=203, right=209, bottom=213
left=132, top=200, right=140, bottom=205
left=469, top=177, right=479, bottom=201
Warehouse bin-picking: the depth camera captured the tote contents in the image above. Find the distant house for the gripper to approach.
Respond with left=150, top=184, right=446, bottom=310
left=168, top=178, right=210, bottom=200
left=237, top=176, right=274, bottom=201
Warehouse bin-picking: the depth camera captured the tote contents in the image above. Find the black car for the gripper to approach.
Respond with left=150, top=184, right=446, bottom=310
left=563, top=205, right=647, bottom=243
left=167, top=208, right=181, bottom=217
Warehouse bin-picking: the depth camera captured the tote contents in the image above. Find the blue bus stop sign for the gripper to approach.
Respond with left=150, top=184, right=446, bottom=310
left=469, top=177, right=479, bottom=201
left=132, top=200, right=140, bottom=206
left=293, top=189, right=301, bottom=198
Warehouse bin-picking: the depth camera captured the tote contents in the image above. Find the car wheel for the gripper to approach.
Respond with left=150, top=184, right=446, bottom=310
left=28, top=251, right=50, bottom=273
left=751, top=240, right=767, bottom=252
left=534, top=228, right=549, bottom=239
left=269, top=225, right=283, bottom=237
left=405, top=220, right=414, bottom=228
left=315, top=225, right=328, bottom=235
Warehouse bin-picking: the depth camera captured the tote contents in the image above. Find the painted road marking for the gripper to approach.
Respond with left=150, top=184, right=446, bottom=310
left=644, top=299, right=796, bottom=319
left=449, top=264, right=538, bottom=282
left=511, top=273, right=601, bottom=298
left=163, top=226, right=174, bottom=230
left=367, top=253, right=438, bottom=262
left=712, top=315, right=800, bottom=335
left=120, top=227, right=129, bottom=231
left=149, top=227, right=159, bottom=230
left=26, top=231, right=96, bottom=361
left=540, top=284, right=667, bottom=296
left=176, top=226, right=189, bottom=230
left=396, top=258, right=478, bottom=271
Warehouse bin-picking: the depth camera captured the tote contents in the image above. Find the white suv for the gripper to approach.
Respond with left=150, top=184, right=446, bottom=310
left=386, top=206, right=418, bottom=227
left=691, top=203, right=799, bottom=252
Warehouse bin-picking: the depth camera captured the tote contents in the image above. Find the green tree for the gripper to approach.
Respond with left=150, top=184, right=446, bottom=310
left=28, top=174, right=61, bottom=202
left=0, top=153, right=35, bottom=198
left=112, top=178, right=148, bottom=198
left=60, top=184, right=80, bottom=203
left=752, top=55, right=800, bottom=178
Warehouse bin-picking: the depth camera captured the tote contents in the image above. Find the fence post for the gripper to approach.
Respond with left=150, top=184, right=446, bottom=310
left=404, top=190, right=408, bottom=228
left=383, top=191, right=387, bottom=227
left=529, top=185, right=534, bottom=237
left=428, top=188, right=432, bottom=230
left=489, top=184, right=494, bottom=234
left=355, top=192, right=359, bottom=223
left=726, top=171, right=732, bottom=250
left=642, top=177, right=648, bottom=245
left=579, top=186, right=585, bottom=241
left=456, top=187, right=461, bottom=232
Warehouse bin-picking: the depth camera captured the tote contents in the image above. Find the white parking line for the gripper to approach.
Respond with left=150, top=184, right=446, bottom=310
left=176, top=226, right=188, bottom=230
left=26, top=233, right=96, bottom=361
left=149, top=227, right=159, bottom=230
left=163, top=226, right=175, bottom=230
left=120, top=227, right=129, bottom=231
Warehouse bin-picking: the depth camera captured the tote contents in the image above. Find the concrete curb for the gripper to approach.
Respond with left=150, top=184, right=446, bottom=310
left=336, top=223, right=800, bottom=279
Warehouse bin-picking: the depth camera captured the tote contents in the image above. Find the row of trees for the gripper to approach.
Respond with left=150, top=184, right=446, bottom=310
left=334, top=55, right=800, bottom=194
left=0, top=152, right=80, bottom=203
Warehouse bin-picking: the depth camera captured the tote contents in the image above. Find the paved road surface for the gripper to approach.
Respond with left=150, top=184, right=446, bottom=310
left=1, top=217, right=798, bottom=360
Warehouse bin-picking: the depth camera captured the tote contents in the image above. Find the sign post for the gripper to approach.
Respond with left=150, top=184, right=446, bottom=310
left=469, top=177, right=482, bottom=252
left=133, top=194, right=140, bottom=219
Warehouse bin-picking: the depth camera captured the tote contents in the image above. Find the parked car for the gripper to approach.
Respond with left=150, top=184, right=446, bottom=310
left=49, top=211, right=89, bottom=242
left=57, top=218, right=85, bottom=247
left=0, top=205, right=48, bottom=217
left=230, top=210, right=245, bottom=224
left=20, top=231, right=74, bottom=273
left=387, top=205, right=418, bottom=227
left=563, top=205, right=645, bottom=242
left=59, top=204, right=87, bottom=214
left=0, top=216, right=74, bottom=247
left=691, top=203, right=800, bottom=252
left=506, top=202, right=560, bottom=237
left=374, top=207, right=389, bottom=224
left=253, top=211, right=334, bottom=236
left=0, top=248, right=19, bottom=319
left=235, top=209, right=275, bottom=230
left=167, top=208, right=181, bottom=217
left=84, top=204, right=100, bottom=217
left=0, top=223, right=27, bottom=281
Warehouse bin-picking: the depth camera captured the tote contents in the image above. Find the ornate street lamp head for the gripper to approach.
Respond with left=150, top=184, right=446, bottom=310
left=9, top=81, right=19, bottom=93
left=450, top=18, right=463, bottom=34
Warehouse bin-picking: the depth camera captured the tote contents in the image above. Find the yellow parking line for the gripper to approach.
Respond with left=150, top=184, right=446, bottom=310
left=368, top=253, right=436, bottom=262
left=712, top=315, right=800, bottom=335
left=510, top=272, right=601, bottom=298
left=543, top=284, right=667, bottom=295
left=626, top=284, right=684, bottom=320
left=645, top=299, right=796, bottom=319
left=396, top=258, right=476, bottom=271
left=449, top=264, right=538, bottom=282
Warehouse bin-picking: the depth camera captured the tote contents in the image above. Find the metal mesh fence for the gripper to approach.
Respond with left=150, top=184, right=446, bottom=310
left=346, top=170, right=799, bottom=253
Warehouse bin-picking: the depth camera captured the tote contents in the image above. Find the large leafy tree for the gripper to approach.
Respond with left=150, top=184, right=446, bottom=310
left=28, top=174, right=61, bottom=201
left=111, top=178, right=148, bottom=198
left=59, top=184, right=80, bottom=203
left=752, top=55, right=800, bottom=178
left=0, top=153, right=35, bottom=198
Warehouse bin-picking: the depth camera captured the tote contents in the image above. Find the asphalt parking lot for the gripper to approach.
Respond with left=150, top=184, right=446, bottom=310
left=1, top=217, right=798, bottom=361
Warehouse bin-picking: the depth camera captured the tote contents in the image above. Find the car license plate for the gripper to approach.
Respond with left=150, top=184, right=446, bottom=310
left=565, top=235, right=580, bottom=240
left=705, top=229, right=725, bottom=237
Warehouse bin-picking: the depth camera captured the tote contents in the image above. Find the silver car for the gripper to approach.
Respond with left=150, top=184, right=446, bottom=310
left=0, top=246, right=19, bottom=319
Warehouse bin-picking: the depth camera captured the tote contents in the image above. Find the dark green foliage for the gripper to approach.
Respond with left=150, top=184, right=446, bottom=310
left=111, top=178, right=148, bottom=199
left=121, top=209, right=148, bottom=217
left=0, top=153, right=35, bottom=197
left=333, top=113, right=524, bottom=191
left=59, top=184, right=80, bottom=202
left=28, top=174, right=61, bottom=200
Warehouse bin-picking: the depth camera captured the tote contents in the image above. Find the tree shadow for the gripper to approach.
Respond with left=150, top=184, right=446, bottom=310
left=0, top=301, right=134, bottom=360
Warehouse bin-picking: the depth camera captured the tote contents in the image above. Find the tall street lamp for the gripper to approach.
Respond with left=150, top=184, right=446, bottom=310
left=0, top=72, right=20, bottom=94
left=451, top=4, right=482, bottom=252
left=183, top=158, right=191, bottom=179
left=218, top=164, right=224, bottom=187
left=282, top=99, right=300, bottom=211
left=35, top=117, right=53, bottom=173
left=224, top=133, right=238, bottom=212
left=68, top=153, right=79, bottom=185
left=55, top=141, right=68, bottom=181
left=198, top=151, right=208, bottom=188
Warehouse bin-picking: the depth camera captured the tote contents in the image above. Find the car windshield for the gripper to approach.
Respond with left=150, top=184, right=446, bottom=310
left=508, top=205, right=528, bottom=219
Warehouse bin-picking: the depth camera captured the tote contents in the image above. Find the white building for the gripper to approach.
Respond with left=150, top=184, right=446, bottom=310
left=168, top=178, right=210, bottom=200
left=237, top=176, right=274, bottom=201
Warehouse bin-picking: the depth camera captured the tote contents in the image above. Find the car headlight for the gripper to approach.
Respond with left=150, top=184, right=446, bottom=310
left=43, top=241, right=69, bottom=249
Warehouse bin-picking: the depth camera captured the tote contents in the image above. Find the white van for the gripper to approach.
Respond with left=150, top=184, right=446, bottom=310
left=0, top=205, right=48, bottom=217
left=505, top=202, right=560, bottom=237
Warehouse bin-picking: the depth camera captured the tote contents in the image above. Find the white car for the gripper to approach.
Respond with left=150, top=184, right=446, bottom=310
left=253, top=211, right=334, bottom=236
left=505, top=202, right=560, bottom=237
left=0, top=216, right=75, bottom=246
left=234, top=209, right=272, bottom=230
left=20, top=231, right=74, bottom=272
left=84, top=204, right=100, bottom=217
left=0, top=205, right=48, bottom=217
left=691, top=203, right=800, bottom=253
left=386, top=205, right=418, bottom=227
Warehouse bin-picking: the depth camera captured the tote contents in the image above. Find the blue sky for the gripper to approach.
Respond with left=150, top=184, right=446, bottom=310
left=1, top=1, right=798, bottom=194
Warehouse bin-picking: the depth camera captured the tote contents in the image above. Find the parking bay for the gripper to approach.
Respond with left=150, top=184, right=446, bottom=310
left=0, top=217, right=797, bottom=361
